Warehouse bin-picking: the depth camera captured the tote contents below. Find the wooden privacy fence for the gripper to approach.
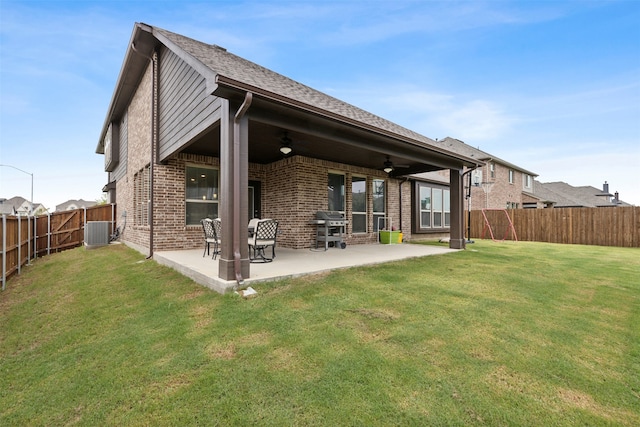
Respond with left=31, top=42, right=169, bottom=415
left=1, top=204, right=116, bottom=289
left=468, top=206, right=639, bottom=247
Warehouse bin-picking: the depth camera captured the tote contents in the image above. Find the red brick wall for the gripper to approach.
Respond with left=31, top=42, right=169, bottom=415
left=470, top=162, right=529, bottom=210
left=116, top=63, right=152, bottom=254
left=116, top=69, right=403, bottom=252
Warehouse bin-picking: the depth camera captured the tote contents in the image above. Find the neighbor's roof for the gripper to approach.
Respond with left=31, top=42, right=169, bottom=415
left=537, top=181, right=627, bottom=207
left=435, top=137, right=537, bottom=176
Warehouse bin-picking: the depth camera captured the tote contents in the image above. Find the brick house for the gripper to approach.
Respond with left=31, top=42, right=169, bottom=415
left=95, top=23, right=480, bottom=282
left=411, top=138, right=538, bottom=218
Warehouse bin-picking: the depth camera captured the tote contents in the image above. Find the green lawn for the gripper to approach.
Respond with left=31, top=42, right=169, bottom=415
left=1, top=241, right=638, bottom=426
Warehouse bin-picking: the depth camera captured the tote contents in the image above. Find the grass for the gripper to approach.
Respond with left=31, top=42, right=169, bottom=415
left=1, top=240, right=638, bottom=426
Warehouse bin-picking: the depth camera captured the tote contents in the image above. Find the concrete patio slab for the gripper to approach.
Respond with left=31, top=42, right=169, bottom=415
left=154, top=243, right=458, bottom=294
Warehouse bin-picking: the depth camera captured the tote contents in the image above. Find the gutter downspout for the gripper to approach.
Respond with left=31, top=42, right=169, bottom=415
left=132, top=42, right=158, bottom=259
left=398, top=177, right=409, bottom=233
left=461, top=165, right=480, bottom=243
left=233, top=92, right=253, bottom=285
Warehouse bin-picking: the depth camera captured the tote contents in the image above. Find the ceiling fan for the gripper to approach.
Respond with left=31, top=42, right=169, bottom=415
left=279, top=131, right=293, bottom=155
left=383, top=156, right=410, bottom=173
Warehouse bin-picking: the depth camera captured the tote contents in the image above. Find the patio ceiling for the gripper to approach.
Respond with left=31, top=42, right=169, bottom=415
left=181, top=97, right=466, bottom=176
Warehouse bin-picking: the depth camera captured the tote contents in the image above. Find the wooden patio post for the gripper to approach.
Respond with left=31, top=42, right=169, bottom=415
left=449, top=169, right=466, bottom=250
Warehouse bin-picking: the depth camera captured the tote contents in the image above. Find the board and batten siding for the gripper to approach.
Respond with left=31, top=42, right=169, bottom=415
left=112, top=112, right=128, bottom=182
left=158, top=46, right=222, bottom=161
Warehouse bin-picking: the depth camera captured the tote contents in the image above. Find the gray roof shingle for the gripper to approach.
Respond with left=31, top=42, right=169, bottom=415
left=153, top=26, right=448, bottom=152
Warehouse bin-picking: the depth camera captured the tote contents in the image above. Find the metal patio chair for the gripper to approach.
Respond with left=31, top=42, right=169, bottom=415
left=201, top=218, right=221, bottom=259
left=248, top=218, right=278, bottom=263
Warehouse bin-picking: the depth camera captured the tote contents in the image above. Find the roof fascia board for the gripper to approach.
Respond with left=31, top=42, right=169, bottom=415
left=215, top=76, right=481, bottom=169
left=96, top=24, right=141, bottom=153
left=150, top=26, right=219, bottom=94
left=96, top=23, right=157, bottom=153
left=97, top=23, right=221, bottom=154
left=480, top=155, right=537, bottom=177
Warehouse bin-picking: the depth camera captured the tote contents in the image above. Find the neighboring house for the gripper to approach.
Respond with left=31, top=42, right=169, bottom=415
left=528, top=181, right=630, bottom=208
left=411, top=138, right=538, bottom=229
left=95, top=23, right=480, bottom=282
left=55, top=199, right=97, bottom=212
left=0, top=196, right=46, bottom=216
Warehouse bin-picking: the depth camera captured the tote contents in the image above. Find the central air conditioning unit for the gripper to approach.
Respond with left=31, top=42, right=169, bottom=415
left=84, top=221, right=110, bottom=248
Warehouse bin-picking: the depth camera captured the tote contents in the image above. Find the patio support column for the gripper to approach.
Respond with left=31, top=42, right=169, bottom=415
left=449, top=169, right=466, bottom=250
left=218, top=99, right=250, bottom=281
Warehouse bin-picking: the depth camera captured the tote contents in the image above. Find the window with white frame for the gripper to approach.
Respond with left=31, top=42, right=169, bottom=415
left=420, top=186, right=431, bottom=228
left=508, top=169, right=514, bottom=184
left=432, top=188, right=443, bottom=228
left=490, top=163, right=495, bottom=178
left=185, top=165, right=219, bottom=225
left=523, top=174, right=532, bottom=190
left=351, top=176, right=367, bottom=233
left=444, top=189, right=451, bottom=227
left=372, top=179, right=385, bottom=231
left=418, top=183, right=450, bottom=230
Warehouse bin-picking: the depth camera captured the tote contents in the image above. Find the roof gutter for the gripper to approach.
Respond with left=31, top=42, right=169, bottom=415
left=232, top=92, right=253, bottom=286
left=214, top=76, right=480, bottom=168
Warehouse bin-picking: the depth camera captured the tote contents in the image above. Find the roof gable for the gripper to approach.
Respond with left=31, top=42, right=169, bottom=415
left=98, top=23, right=481, bottom=169
left=153, top=26, right=446, bottom=150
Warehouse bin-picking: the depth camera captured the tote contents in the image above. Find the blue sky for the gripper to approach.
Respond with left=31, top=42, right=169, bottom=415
left=1, top=0, right=639, bottom=209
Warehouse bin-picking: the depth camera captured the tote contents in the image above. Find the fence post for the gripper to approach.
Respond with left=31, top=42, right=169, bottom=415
left=47, top=214, right=51, bottom=256
left=33, top=214, right=37, bottom=260
left=2, top=215, right=6, bottom=290
left=17, top=215, right=21, bottom=275
left=27, top=214, right=32, bottom=265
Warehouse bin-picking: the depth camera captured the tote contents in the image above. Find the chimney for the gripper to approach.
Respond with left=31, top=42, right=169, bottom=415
left=614, top=192, right=619, bottom=204
left=603, top=181, right=609, bottom=194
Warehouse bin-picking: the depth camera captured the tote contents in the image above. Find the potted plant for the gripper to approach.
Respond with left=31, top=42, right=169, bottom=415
left=379, top=226, right=402, bottom=244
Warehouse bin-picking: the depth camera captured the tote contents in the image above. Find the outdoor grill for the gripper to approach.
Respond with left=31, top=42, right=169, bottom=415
left=311, top=211, right=348, bottom=250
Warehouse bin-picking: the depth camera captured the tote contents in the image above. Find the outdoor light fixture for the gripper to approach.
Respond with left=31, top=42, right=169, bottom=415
left=279, top=132, right=293, bottom=155
left=383, top=156, right=394, bottom=174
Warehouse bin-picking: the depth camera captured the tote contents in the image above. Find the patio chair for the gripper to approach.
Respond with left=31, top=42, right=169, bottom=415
left=248, top=218, right=278, bottom=263
left=212, top=218, right=222, bottom=246
left=201, top=218, right=221, bottom=259
left=248, top=218, right=260, bottom=238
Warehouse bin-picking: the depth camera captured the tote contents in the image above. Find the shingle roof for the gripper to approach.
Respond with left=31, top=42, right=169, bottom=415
left=153, top=26, right=454, bottom=155
left=435, top=137, right=537, bottom=176
left=537, top=181, right=624, bottom=207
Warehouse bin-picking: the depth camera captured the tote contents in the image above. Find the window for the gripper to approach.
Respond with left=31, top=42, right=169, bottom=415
left=432, top=188, right=443, bottom=227
left=372, top=179, right=385, bottom=231
left=417, top=183, right=450, bottom=230
left=444, top=190, right=451, bottom=227
left=351, top=176, right=367, bottom=233
left=185, top=166, right=219, bottom=225
left=508, top=169, right=514, bottom=184
left=523, top=174, right=532, bottom=190
left=134, top=165, right=150, bottom=226
left=490, top=163, right=495, bottom=178
left=420, top=186, right=431, bottom=228
left=328, top=173, right=345, bottom=212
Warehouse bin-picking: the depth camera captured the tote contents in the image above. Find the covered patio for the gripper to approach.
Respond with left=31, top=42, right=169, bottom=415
left=155, top=243, right=457, bottom=294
